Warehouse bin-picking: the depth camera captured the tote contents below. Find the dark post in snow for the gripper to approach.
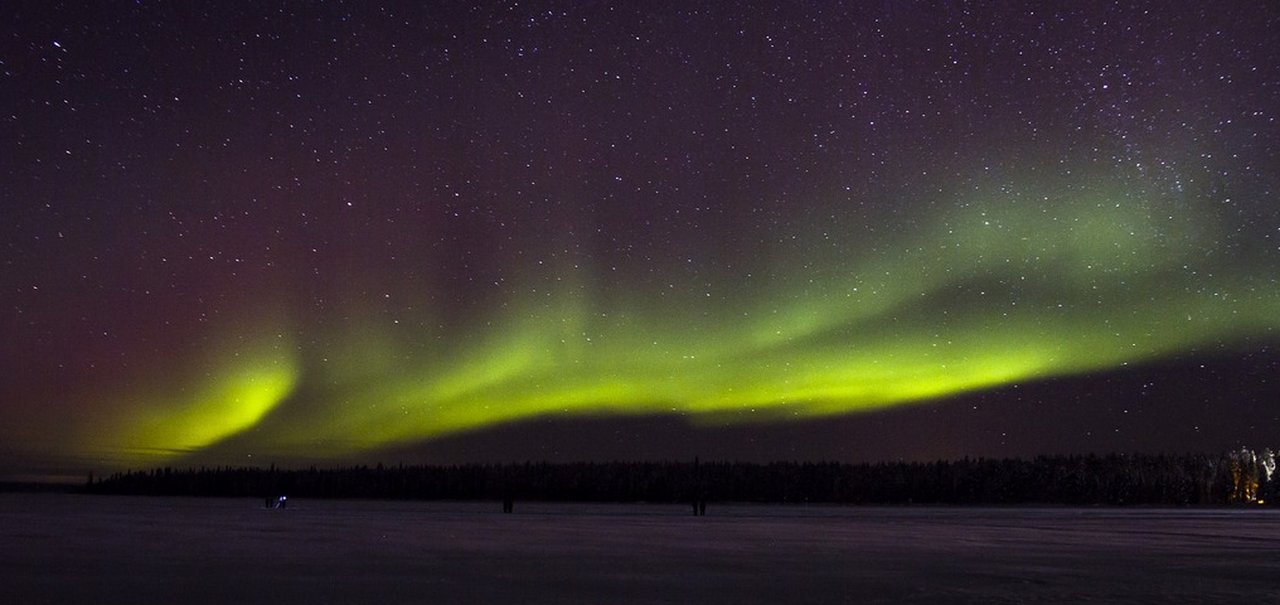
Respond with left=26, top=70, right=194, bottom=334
left=692, top=456, right=706, bottom=516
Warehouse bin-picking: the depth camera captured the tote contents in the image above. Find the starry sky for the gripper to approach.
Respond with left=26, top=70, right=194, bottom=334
left=3, top=1, right=1279, bottom=480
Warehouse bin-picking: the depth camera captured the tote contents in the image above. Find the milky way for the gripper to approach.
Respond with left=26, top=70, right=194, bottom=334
left=2, top=3, right=1277, bottom=475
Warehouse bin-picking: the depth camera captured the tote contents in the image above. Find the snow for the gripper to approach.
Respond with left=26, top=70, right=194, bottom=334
left=2, top=494, right=1278, bottom=603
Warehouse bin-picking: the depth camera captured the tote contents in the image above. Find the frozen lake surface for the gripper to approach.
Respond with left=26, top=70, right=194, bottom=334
left=2, top=494, right=1278, bottom=604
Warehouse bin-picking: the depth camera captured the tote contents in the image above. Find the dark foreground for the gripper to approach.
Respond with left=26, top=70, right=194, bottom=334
left=2, top=495, right=1278, bottom=604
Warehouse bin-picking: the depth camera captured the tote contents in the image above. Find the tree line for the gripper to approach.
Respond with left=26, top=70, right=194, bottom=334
left=84, top=448, right=1279, bottom=506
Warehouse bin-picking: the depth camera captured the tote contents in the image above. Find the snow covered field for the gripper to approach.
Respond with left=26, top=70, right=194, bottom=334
left=2, top=494, right=1277, bottom=604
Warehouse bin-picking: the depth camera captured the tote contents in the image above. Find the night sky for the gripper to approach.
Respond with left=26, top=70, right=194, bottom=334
left=3, top=2, right=1279, bottom=480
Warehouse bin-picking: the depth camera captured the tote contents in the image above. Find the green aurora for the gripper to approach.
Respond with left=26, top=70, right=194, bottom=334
left=63, top=179, right=1277, bottom=466
left=6, top=2, right=1279, bottom=476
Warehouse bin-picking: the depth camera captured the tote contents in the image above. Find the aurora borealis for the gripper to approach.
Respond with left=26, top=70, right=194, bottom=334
left=2, top=2, right=1278, bottom=479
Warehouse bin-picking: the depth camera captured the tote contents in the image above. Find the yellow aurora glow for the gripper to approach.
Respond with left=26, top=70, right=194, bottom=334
left=89, top=183, right=1271, bottom=463
left=71, top=336, right=299, bottom=465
